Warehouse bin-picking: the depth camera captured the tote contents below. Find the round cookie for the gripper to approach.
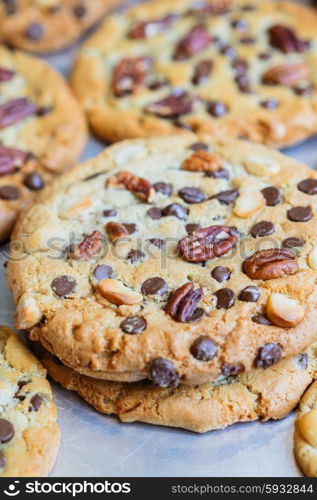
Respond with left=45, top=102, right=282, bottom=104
left=0, top=326, right=60, bottom=477
left=71, top=0, right=317, bottom=147
left=0, top=0, right=120, bottom=53
left=40, top=345, right=316, bottom=433
left=0, top=45, right=87, bottom=241
left=7, top=135, right=317, bottom=386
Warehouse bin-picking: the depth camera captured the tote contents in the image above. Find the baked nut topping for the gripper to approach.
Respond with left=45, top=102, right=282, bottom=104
left=178, top=225, right=238, bottom=262
left=97, top=279, right=143, bottom=306
left=243, top=248, right=298, bottom=280
left=182, top=150, right=224, bottom=173
left=266, top=293, right=305, bottom=328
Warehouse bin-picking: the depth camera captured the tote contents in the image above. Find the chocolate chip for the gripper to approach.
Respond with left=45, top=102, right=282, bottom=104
left=214, top=288, right=235, bottom=309
left=239, top=286, right=260, bottom=302
left=282, top=237, right=304, bottom=249
left=25, top=22, right=44, bottom=41
left=36, top=106, right=53, bottom=117
left=255, top=343, right=282, bottom=369
left=260, top=98, right=279, bottom=109
left=190, top=142, right=209, bottom=151
left=73, top=4, right=87, bottom=18
left=297, top=353, right=308, bottom=370
left=188, top=307, right=206, bottom=322
left=123, top=223, right=137, bottom=234
left=0, top=185, right=20, bottom=200
left=258, top=52, right=272, bottom=60
left=51, top=275, right=77, bottom=297
left=190, top=336, right=218, bottom=361
left=0, top=419, right=14, bottom=443
left=0, top=451, right=5, bottom=470
left=93, top=265, right=114, bottom=281
left=232, top=19, right=248, bottom=31
left=150, top=358, right=179, bottom=388
left=261, top=186, right=281, bottom=205
left=153, top=182, right=173, bottom=195
left=241, top=4, right=256, bottom=11
left=103, top=209, right=118, bottom=217
left=298, top=178, right=317, bottom=195
left=141, top=277, right=168, bottom=296
left=23, top=172, right=44, bottom=191
left=148, top=238, right=165, bottom=249
left=178, top=187, right=206, bottom=204
left=294, top=85, right=313, bottom=96
left=120, top=316, right=147, bottom=334
left=148, top=78, right=169, bottom=90
left=221, top=363, right=244, bottom=377
left=287, top=206, right=312, bottom=222
left=29, top=394, right=43, bottom=412
left=219, top=45, right=236, bottom=59
left=250, top=221, right=275, bottom=238
left=162, top=203, right=188, bottom=219
left=192, top=59, right=213, bottom=85
left=208, top=101, right=229, bottom=117
left=211, top=266, right=231, bottom=282
left=240, top=36, right=256, bottom=44
left=252, top=314, right=273, bottom=325
left=185, top=223, right=201, bottom=233
left=212, top=189, right=239, bottom=205
left=3, top=0, right=17, bottom=15
left=127, top=249, right=145, bottom=263
left=84, top=172, right=103, bottom=181
left=205, top=168, right=229, bottom=180
left=231, top=58, right=248, bottom=76
left=235, top=74, right=253, bottom=94
left=147, top=207, right=163, bottom=220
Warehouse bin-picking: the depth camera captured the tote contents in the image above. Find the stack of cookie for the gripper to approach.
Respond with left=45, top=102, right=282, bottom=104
left=3, top=0, right=317, bottom=477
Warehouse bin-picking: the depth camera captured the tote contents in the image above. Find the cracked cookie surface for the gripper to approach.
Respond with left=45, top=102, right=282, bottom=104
left=0, top=326, right=60, bottom=477
left=0, top=0, right=120, bottom=53
left=7, top=135, right=317, bottom=386
left=71, top=0, right=317, bottom=147
left=40, top=344, right=316, bottom=433
left=0, top=45, right=87, bottom=241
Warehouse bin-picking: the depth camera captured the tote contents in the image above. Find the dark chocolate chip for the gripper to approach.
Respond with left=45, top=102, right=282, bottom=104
left=255, top=343, right=282, bottom=369
left=261, top=186, right=281, bottom=205
left=25, top=22, right=44, bottom=41
left=221, top=363, right=244, bottom=377
left=205, top=168, right=229, bottom=180
left=162, top=203, right=188, bottom=219
left=240, top=36, right=255, bottom=44
left=23, top=172, right=44, bottom=191
left=239, top=286, right=260, bottom=302
left=252, top=314, right=273, bottom=325
left=178, top=187, right=206, bottom=204
left=3, top=0, right=17, bottom=15
left=297, top=353, right=308, bottom=370
left=120, top=316, right=147, bottom=334
left=29, top=394, right=43, bottom=412
left=93, top=265, right=114, bottom=281
left=190, top=142, right=209, bottom=151
left=51, top=275, right=77, bottom=297
left=208, top=100, right=229, bottom=117
left=260, top=98, right=279, bottom=109
left=185, top=223, right=201, bottom=233
left=282, top=237, right=304, bottom=249
left=153, top=182, right=173, bottom=195
left=192, top=59, right=213, bottom=85
left=150, top=358, right=179, bottom=388
left=298, top=178, right=317, bottom=195
left=0, top=185, right=20, bottom=200
left=294, top=85, right=313, bottom=96
left=127, top=249, right=145, bottom=263
left=211, top=266, right=231, bottom=282
left=36, top=106, right=53, bottom=117
left=0, top=451, right=5, bottom=470
left=148, top=238, right=165, bottom=249
left=287, top=206, right=312, bottom=222
left=141, top=277, right=168, bottom=296
left=231, top=58, right=248, bottom=76
left=219, top=44, right=236, bottom=59
left=103, top=209, right=118, bottom=217
left=123, top=223, right=137, bottom=234
left=250, top=221, right=275, bottom=238
left=147, top=207, right=163, bottom=220
left=190, top=336, right=218, bottom=361
left=73, top=4, right=87, bottom=18
left=214, top=288, right=235, bottom=309
left=231, top=19, right=248, bottom=31
left=258, top=52, right=272, bottom=60
left=212, top=188, right=239, bottom=205
left=0, top=419, right=14, bottom=443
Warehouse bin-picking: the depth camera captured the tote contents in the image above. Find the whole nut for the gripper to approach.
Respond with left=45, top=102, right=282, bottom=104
left=266, top=292, right=304, bottom=328
left=243, top=248, right=298, bottom=280
left=61, top=197, right=93, bottom=218
left=244, top=157, right=280, bottom=177
left=16, top=294, right=42, bottom=329
left=182, top=150, right=224, bottom=172
left=262, top=62, right=309, bottom=86
left=178, top=225, right=238, bottom=262
left=106, top=222, right=129, bottom=242
left=308, top=245, right=317, bottom=270
left=233, top=190, right=266, bottom=218
left=97, top=279, right=142, bottom=305
left=107, top=170, right=155, bottom=202
left=297, top=408, right=317, bottom=448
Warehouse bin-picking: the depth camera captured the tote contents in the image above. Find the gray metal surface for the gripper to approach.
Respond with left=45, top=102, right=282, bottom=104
left=0, top=0, right=315, bottom=477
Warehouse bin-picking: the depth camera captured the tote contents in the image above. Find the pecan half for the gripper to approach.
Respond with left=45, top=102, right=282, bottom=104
left=106, top=222, right=129, bottom=242
left=0, top=147, right=27, bottom=175
left=243, top=248, right=298, bottom=280
left=0, top=98, right=37, bottom=128
left=165, top=282, right=203, bottom=323
left=0, top=67, right=14, bottom=82
left=145, top=92, right=194, bottom=118
left=128, top=14, right=177, bottom=39
left=68, top=230, right=104, bottom=261
left=174, top=24, right=211, bottom=60
left=182, top=150, right=223, bottom=172
left=107, top=171, right=155, bottom=202
left=262, top=63, right=309, bottom=87
left=112, top=57, right=152, bottom=97
left=268, top=25, right=308, bottom=54
left=178, top=225, right=238, bottom=263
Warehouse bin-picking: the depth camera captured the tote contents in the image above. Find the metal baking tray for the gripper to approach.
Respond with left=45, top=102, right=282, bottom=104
left=1, top=0, right=315, bottom=477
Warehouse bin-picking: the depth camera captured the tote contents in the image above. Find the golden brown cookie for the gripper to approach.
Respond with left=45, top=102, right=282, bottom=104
left=0, top=326, right=60, bottom=477
left=40, top=345, right=316, bottom=433
left=7, top=135, right=317, bottom=386
left=0, top=0, right=120, bottom=53
left=71, top=0, right=317, bottom=147
left=0, top=45, right=87, bottom=241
